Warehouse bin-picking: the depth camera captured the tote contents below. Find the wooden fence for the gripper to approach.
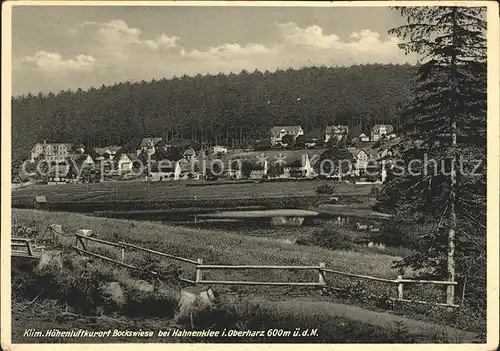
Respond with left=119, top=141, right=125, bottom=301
left=73, top=233, right=459, bottom=308
left=12, top=237, right=44, bottom=259
left=73, top=233, right=197, bottom=284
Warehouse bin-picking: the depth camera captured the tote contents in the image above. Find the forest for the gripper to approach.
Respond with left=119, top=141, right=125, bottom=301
left=11, top=63, right=416, bottom=163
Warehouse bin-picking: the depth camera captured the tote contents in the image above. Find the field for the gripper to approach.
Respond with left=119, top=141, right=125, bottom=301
left=12, top=179, right=375, bottom=205
left=12, top=209, right=398, bottom=279
left=10, top=209, right=483, bottom=343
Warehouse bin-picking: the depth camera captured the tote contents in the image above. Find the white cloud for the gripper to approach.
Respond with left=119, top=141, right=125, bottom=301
left=182, top=43, right=275, bottom=60
left=22, top=51, right=97, bottom=72
left=277, top=22, right=340, bottom=49
left=15, top=20, right=415, bottom=94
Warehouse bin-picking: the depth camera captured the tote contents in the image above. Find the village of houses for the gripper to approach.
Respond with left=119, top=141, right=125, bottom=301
left=20, top=123, right=400, bottom=186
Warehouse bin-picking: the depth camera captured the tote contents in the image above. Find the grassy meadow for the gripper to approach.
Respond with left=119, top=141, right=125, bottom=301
left=12, top=180, right=375, bottom=205
left=10, top=209, right=484, bottom=342
left=12, top=209, right=400, bottom=282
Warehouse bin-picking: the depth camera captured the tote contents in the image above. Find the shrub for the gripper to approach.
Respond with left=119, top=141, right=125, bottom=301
left=316, top=184, right=336, bottom=195
left=307, top=227, right=356, bottom=251
left=121, top=281, right=179, bottom=318
left=370, top=186, right=380, bottom=199
left=370, top=220, right=426, bottom=248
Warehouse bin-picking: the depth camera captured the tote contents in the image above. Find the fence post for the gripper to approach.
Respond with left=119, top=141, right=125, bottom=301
left=120, top=246, right=125, bottom=263
left=460, top=276, right=467, bottom=305
left=318, top=262, right=326, bottom=286
left=446, top=283, right=455, bottom=306
left=195, top=258, right=203, bottom=283
left=26, top=241, right=34, bottom=257
left=397, top=275, right=404, bottom=300
left=78, top=237, right=87, bottom=251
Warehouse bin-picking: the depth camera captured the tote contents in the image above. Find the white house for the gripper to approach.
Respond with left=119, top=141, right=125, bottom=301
left=213, top=145, right=228, bottom=155
left=359, top=133, right=370, bottom=142
left=269, top=126, right=304, bottom=146
left=31, top=141, right=72, bottom=163
left=371, top=125, right=394, bottom=141
left=183, top=148, right=197, bottom=161
left=150, top=162, right=182, bottom=181
left=224, top=169, right=242, bottom=180
left=68, top=153, right=95, bottom=167
left=116, top=154, right=133, bottom=172
left=347, top=148, right=369, bottom=176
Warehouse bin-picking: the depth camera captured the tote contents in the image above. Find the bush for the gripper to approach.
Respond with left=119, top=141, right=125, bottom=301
left=370, top=220, right=426, bottom=248
left=316, top=184, right=336, bottom=195
left=306, top=227, right=356, bottom=251
left=370, top=186, right=380, bottom=199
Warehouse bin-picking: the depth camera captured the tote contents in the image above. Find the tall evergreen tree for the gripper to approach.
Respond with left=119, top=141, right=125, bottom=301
left=380, top=6, right=486, bottom=308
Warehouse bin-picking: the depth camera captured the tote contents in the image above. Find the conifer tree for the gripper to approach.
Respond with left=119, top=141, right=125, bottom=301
left=380, top=6, right=486, bottom=307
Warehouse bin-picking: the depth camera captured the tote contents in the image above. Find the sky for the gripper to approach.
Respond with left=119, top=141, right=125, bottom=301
left=11, top=4, right=418, bottom=95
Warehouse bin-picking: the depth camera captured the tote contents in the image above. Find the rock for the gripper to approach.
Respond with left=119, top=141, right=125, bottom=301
left=177, top=287, right=215, bottom=318
left=100, top=281, right=126, bottom=307
left=132, top=279, right=155, bottom=293
left=37, top=250, right=63, bottom=272
left=76, top=229, right=94, bottom=237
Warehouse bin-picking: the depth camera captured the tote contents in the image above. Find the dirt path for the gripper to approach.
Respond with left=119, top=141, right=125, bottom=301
left=255, top=296, right=480, bottom=342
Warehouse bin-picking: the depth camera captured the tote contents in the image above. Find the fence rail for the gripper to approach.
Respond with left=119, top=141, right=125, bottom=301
left=72, top=233, right=459, bottom=307
left=198, top=264, right=320, bottom=270
left=12, top=237, right=44, bottom=259
left=74, top=234, right=197, bottom=284
left=322, top=268, right=395, bottom=283
left=118, top=241, right=198, bottom=265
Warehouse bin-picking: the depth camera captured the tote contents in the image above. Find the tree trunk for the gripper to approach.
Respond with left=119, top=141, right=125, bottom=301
left=447, top=7, right=458, bottom=306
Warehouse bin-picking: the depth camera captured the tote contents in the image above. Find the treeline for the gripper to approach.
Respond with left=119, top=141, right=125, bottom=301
left=12, top=63, right=416, bottom=162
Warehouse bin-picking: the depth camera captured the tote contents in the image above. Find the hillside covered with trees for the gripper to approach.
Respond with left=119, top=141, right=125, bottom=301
left=12, top=63, right=416, bottom=162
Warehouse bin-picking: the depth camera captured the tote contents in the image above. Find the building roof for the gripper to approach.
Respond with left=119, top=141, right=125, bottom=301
left=347, top=148, right=378, bottom=159
left=68, top=153, right=94, bottom=162
left=31, top=142, right=73, bottom=152
left=34, top=196, right=47, bottom=203
left=140, top=138, right=163, bottom=148
left=183, top=148, right=196, bottom=156
left=125, top=153, right=139, bottom=161
left=270, top=126, right=303, bottom=134
left=94, top=146, right=122, bottom=155
left=325, top=125, right=349, bottom=134
left=372, top=124, right=394, bottom=134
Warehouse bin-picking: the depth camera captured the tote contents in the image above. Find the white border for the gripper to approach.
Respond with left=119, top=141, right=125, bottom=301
left=1, top=1, right=499, bottom=351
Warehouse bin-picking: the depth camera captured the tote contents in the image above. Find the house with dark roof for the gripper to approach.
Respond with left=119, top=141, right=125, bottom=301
left=325, top=125, right=349, bottom=143
left=94, top=146, right=122, bottom=160
left=371, top=125, right=394, bottom=141
left=68, top=153, right=95, bottom=168
left=182, top=148, right=197, bottom=161
left=137, top=137, right=164, bottom=156
left=269, top=126, right=304, bottom=146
